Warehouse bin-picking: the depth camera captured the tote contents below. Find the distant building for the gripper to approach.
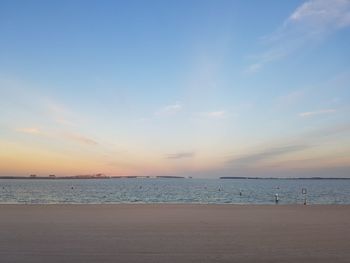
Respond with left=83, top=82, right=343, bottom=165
left=29, top=174, right=37, bottom=178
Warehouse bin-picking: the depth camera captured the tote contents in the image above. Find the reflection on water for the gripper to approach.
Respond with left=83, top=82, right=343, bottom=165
left=0, top=178, right=350, bottom=204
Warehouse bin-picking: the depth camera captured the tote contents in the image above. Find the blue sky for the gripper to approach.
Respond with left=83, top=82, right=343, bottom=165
left=0, top=0, right=350, bottom=177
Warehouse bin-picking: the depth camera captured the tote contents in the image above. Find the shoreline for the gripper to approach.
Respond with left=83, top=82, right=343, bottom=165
left=1, top=177, right=350, bottom=179
left=0, top=202, right=350, bottom=206
left=1, top=204, right=350, bottom=262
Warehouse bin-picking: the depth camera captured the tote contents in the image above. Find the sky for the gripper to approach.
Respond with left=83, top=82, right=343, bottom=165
left=0, top=0, right=350, bottom=178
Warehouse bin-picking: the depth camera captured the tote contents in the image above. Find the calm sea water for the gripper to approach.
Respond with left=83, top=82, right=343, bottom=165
left=0, top=178, right=350, bottom=204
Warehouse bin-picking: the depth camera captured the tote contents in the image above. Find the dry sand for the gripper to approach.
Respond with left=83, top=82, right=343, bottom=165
left=0, top=204, right=349, bottom=263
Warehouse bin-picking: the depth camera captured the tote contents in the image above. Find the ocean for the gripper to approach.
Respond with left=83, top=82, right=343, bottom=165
left=0, top=178, right=350, bottom=204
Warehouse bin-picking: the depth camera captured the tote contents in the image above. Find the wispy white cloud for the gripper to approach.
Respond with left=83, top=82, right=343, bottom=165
left=288, top=0, right=350, bottom=29
left=62, top=132, right=98, bottom=145
left=166, top=151, right=195, bottom=159
left=15, top=127, right=41, bottom=134
left=155, top=102, right=182, bottom=116
left=245, top=63, right=262, bottom=74
left=299, top=109, right=337, bottom=117
left=15, top=127, right=98, bottom=146
left=202, top=110, right=227, bottom=119
left=247, top=0, right=350, bottom=72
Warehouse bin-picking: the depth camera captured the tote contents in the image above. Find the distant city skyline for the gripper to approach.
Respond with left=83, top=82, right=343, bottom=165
left=1, top=0, right=350, bottom=177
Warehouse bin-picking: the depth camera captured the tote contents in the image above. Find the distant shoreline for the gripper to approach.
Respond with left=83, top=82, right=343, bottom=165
left=219, top=176, right=350, bottom=180
left=0, top=176, right=349, bottom=180
left=0, top=175, right=186, bottom=180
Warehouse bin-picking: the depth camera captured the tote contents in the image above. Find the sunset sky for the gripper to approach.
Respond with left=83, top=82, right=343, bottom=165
left=1, top=0, right=350, bottom=177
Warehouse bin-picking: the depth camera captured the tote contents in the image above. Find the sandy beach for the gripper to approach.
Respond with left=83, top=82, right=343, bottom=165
left=0, top=204, right=349, bottom=263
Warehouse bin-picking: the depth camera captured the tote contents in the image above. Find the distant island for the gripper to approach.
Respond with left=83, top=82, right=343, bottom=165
left=219, top=176, right=350, bottom=180
left=156, top=176, right=185, bottom=179
left=0, top=174, right=110, bottom=180
left=0, top=174, right=186, bottom=180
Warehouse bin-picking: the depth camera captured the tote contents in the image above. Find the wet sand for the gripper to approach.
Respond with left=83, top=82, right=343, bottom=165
left=0, top=204, right=349, bottom=263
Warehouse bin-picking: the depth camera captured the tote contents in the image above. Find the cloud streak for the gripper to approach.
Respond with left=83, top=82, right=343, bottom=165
left=304, top=122, right=350, bottom=138
left=247, top=0, right=350, bottom=72
left=227, top=145, right=310, bottom=167
left=16, top=127, right=98, bottom=146
left=166, top=151, right=195, bottom=159
left=289, top=0, right=350, bottom=29
left=62, top=133, right=98, bottom=145
left=299, top=109, right=336, bottom=117
left=15, top=127, right=41, bottom=134
left=156, top=102, right=182, bottom=116
left=223, top=122, right=350, bottom=173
